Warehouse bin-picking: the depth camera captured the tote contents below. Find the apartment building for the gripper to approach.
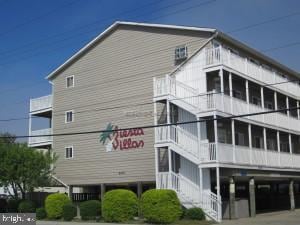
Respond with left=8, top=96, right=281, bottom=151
left=29, top=21, right=300, bottom=222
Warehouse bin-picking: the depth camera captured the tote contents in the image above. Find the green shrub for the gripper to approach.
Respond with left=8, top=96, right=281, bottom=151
left=45, top=193, right=71, bottom=219
left=185, top=207, right=205, bottom=220
left=63, top=203, right=77, bottom=221
left=80, top=200, right=101, bottom=220
left=102, top=189, right=138, bottom=222
left=7, top=199, right=21, bottom=212
left=141, top=189, right=182, bottom=224
left=36, top=207, right=47, bottom=220
left=18, top=200, right=36, bottom=213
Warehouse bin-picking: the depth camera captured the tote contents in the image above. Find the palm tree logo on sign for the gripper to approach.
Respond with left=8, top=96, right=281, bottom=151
left=100, top=122, right=145, bottom=152
left=100, top=123, right=117, bottom=152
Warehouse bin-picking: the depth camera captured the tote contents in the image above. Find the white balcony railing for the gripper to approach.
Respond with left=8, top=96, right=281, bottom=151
left=154, top=76, right=300, bottom=132
left=30, top=95, right=53, bottom=113
left=200, top=142, right=300, bottom=169
left=209, top=93, right=300, bottom=133
left=155, top=125, right=199, bottom=159
left=205, top=46, right=300, bottom=97
left=28, top=128, right=52, bottom=147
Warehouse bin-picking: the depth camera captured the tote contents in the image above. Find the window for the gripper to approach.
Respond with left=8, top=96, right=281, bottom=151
left=66, top=75, right=74, bottom=88
left=65, top=110, right=74, bottom=123
left=175, top=46, right=188, bottom=60
left=65, top=146, right=73, bottom=159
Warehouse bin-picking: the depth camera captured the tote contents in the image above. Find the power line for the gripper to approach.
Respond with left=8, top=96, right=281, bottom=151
left=0, top=77, right=299, bottom=123
left=0, top=4, right=298, bottom=95
left=0, top=0, right=195, bottom=59
left=226, top=10, right=300, bottom=34
left=1, top=105, right=299, bottom=139
left=0, top=0, right=81, bottom=38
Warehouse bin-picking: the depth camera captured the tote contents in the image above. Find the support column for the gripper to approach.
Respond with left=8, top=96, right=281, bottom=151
left=219, top=69, right=224, bottom=93
left=219, top=69, right=224, bottom=111
left=249, top=178, right=256, bottom=217
left=263, top=128, right=267, bottom=165
left=289, top=179, right=295, bottom=211
left=297, top=101, right=300, bottom=120
left=229, top=73, right=233, bottom=97
left=229, top=177, right=236, bottom=219
left=248, top=124, right=252, bottom=164
left=68, top=185, right=73, bottom=201
left=137, top=182, right=142, bottom=198
left=286, top=97, right=290, bottom=117
left=154, top=101, right=159, bottom=188
left=166, top=100, right=171, bottom=138
left=214, top=114, right=218, bottom=161
left=155, top=148, right=159, bottom=188
left=289, top=134, right=292, bottom=154
left=197, top=117, right=202, bottom=160
left=274, top=92, right=278, bottom=110
left=199, top=167, right=203, bottom=203
left=100, top=183, right=106, bottom=201
left=216, top=167, right=221, bottom=221
left=277, top=131, right=281, bottom=153
left=229, top=73, right=233, bottom=114
left=245, top=80, right=249, bottom=104
left=260, top=87, right=265, bottom=108
left=231, top=119, right=236, bottom=163
left=168, top=148, right=172, bottom=173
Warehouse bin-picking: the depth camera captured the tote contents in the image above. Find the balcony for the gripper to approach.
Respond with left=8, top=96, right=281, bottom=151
left=30, top=95, right=53, bottom=114
left=155, top=126, right=300, bottom=170
left=205, top=46, right=300, bottom=97
left=154, top=76, right=300, bottom=133
left=28, top=128, right=52, bottom=148
left=201, top=142, right=300, bottom=170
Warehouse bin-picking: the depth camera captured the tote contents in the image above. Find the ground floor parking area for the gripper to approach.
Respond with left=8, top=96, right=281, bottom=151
left=221, top=209, right=300, bottom=225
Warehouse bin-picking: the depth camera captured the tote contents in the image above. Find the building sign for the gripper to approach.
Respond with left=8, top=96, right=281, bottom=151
left=100, top=123, right=145, bottom=152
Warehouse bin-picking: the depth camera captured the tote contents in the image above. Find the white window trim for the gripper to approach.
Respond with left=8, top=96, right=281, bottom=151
left=66, top=75, right=74, bottom=88
left=175, top=45, right=188, bottom=60
left=65, top=146, right=74, bottom=159
left=65, top=110, right=74, bottom=123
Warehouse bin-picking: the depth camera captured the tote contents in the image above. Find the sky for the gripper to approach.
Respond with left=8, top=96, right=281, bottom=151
left=0, top=0, right=299, bottom=139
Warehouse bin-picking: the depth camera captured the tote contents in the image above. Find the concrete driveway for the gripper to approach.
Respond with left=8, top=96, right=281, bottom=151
left=221, top=209, right=300, bottom=225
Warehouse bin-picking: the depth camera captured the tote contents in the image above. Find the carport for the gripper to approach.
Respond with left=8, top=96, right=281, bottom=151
left=218, top=168, right=300, bottom=220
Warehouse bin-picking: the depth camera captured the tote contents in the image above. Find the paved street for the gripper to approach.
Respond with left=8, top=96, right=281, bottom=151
left=221, top=209, right=300, bottom=225
left=36, top=209, right=300, bottom=225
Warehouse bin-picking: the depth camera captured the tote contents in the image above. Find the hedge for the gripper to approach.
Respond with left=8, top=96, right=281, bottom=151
left=18, top=200, right=36, bottom=213
left=63, top=203, right=77, bottom=221
left=45, top=193, right=71, bottom=219
left=102, top=189, right=138, bottom=222
left=185, top=207, right=205, bottom=220
left=7, top=199, right=21, bottom=213
left=79, top=200, right=101, bottom=220
left=36, top=207, right=47, bottom=220
left=141, top=189, right=182, bottom=224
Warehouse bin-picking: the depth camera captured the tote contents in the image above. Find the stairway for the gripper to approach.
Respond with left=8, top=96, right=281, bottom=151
left=154, top=75, right=222, bottom=222
left=157, top=171, right=221, bottom=222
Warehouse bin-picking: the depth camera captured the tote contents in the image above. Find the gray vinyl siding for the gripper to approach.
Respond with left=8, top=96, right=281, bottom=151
left=51, top=25, right=212, bottom=185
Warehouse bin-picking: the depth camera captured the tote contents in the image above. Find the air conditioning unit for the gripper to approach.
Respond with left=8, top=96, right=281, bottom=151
left=175, top=45, right=188, bottom=61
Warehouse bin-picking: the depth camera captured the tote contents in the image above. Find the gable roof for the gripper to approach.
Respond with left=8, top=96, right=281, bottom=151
left=46, top=21, right=216, bottom=80
left=46, top=21, right=299, bottom=80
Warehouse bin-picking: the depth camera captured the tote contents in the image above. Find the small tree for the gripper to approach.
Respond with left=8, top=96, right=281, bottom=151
left=0, top=138, right=57, bottom=199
